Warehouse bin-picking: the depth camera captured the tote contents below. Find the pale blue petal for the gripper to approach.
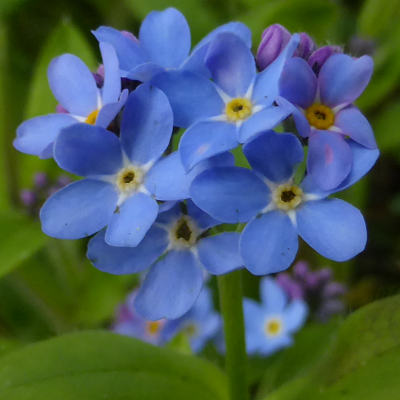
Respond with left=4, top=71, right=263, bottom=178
left=260, top=277, right=287, bottom=312
left=283, top=300, right=308, bottom=333
left=100, top=41, right=121, bottom=104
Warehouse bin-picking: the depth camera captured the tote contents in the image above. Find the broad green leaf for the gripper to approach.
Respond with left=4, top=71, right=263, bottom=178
left=0, top=331, right=229, bottom=400
left=358, top=0, right=400, bottom=39
left=265, top=294, right=400, bottom=399
left=0, top=212, right=46, bottom=278
left=241, top=0, right=340, bottom=45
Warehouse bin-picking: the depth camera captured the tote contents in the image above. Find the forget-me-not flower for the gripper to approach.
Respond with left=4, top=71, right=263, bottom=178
left=14, top=42, right=128, bottom=158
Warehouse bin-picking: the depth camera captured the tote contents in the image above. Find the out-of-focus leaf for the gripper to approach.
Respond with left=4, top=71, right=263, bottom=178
left=0, top=212, right=46, bottom=278
left=0, top=0, right=28, bottom=17
left=123, top=0, right=221, bottom=45
left=0, top=331, right=229, bottom=400
left=241, top=0, right=340, bottom=45
left=264, top=294, right=400, bottom=399
left=358, top=0, right=400, bottom=39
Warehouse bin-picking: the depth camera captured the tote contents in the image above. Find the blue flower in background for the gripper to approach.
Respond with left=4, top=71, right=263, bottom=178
left=244, top=277, right=308, bottom=356
left=113, top=290, right=168, bottom=346
left=152, top=33, right=300, bottom=170
left=87, top=201, right=243, bottom=319
left=93, top=7, right=251, bottom=82
left=279, top=54, right=376, bottom=190
left=40, top=84, right=176, bottom=246
left=14, top=42, right=128, bottom=159
left=191, top=130, right=379, bottom=275
left=163, top=287, right=221, bottom=352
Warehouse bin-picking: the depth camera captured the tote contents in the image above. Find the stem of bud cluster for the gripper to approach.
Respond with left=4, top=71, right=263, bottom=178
left=217, top=270, right=249, bottom=400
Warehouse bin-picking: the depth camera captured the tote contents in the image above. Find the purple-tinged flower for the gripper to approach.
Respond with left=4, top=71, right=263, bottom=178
left=40, top=84, right=176, bottom=246
left=244, top=277, right=308, bottom=356
left=14, top=42, right=128, bottom=159
left=295, top=32, right=315, bottom=60
left=191, top=130, right=379, bottom=275
left=87, top=201, right=243, bottom=320
left=308, top=45, right=342, bottom=75
left=113, top=291, right=168, bottom=345
left=163, top=287, right=221, bottom=352
left=279, top=53, right=376, bottom=190
left=152, top=33, right=299, bottom=171
left=93, top=7, right=251, bottom=82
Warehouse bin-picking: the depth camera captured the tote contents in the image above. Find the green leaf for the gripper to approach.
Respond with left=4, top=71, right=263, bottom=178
left=0, top=331, right=229, bottom=400
left=264, top=294, right=400, bottom=399
left=0, top=212, right=46, bottom=278
left=358, top=0, right=400, bottom=39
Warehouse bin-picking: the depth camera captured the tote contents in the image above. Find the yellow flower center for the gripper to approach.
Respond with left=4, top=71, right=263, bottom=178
left=116, top=166, right=143, bottom=194
left=274, top=184, right=303, bottom=211
left=85, top=109, right=100, bottom=125
left=264, top=318, right=283, bottom=337
left=146, top=321, right=162, bottom=336
left=225, top=98, right=253, bottom=122
left=169, top=216, right=198, bottom=249
left=305, top=103, right=335, bottom=130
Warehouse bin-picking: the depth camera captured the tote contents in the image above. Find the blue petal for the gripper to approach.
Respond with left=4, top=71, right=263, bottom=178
left=105, top=193, right=159, bottom=247
left=100, top=42, right=121, bottom=104
left=243, top=131, right=303, bottom=183
left=260, top=277, right=287, bottom=312
left=307, top=130, right=352, bottom=190
left=135, top=250, right=204, bottom=320
left=92, top=26, right=147, bottom=74
left=279, top=57, right=317, bottom=108
left=205, top=33, right=256, bottom=97
left=120, top=84, right=173, bottom=165
left=283, top=300, right=308, bottom=333
left=48, top=54, right=98, bottom=116
left=151, top=70, right=223, bottom=128
left=87, top=227, right=168, bottom=275
left=319, top=54, right=373, bottom=107
left=238, top=104, right=291, bottom=143
left=14, top=114, right=77, bottom=158
left=243, top=299, right=266, bottom=354
left=190, top=166, right=269, bottom=223
left=277, top=96, right=311, bottom=138
left=40, top=179, right=117, bottom=239
left=258, top=334, right=293, bottom=356
left=252, top=34, right=300, bottom=105
left=179, top=121, right=238, bottom=171
left=139, top=8, right=191, bottom=69
left=239, top=211, right=298, bottom=275
left=54, top=124, right=122, bottom=176
left=145, top=151, right=234, bottom=201
left=334, top=106, right=377, bottom=149
left=296, top=198, right=367, bottom=261
left=186, top=200, right=219, bottom=230
left=95, top=89, right=128, bottom=128
left=156, top=202, right=182, bottom=225
left=197, top=232, right=243, bottom=275
left=190, top=313, right=221, bottom=353
left=125, top=62, right=165, bottom=82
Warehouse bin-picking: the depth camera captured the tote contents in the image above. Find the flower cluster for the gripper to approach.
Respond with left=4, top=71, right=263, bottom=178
left=276, top=261, right=347, bottom=321
left=14, top=7, right=378, bottom=321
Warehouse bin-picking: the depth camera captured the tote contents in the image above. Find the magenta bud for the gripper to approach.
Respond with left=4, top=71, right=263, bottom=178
left=121, top=30, right=139, bottom=43
left=34, top=172, right=48, bottom=188
left=308, top=45, right=342, bottom=74
left=294, top=32, right=315, bottom=59
left=20, top=190, right=36, bottom=207
left=256, top=24, right=291, bottom=70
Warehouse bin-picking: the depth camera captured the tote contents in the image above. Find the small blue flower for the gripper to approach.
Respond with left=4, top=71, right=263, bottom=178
left=93, top=7, right=251, bottom=82
left=113, top=290, right=169, bottom=346
left=152, top=33, right=300, bottom=170
left=87, top=201, right=243, bottom=320
left=244, top=277, right=308, bottom=356
left=163, top=287, right=221, bottom=352
left=279, top=53, right=376, bottom=190
left=14, top=42, right=128, bottom=159
left=190, top=130, right=379, bottom=275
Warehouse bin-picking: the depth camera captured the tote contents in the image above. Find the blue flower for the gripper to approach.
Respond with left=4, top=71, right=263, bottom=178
left=190, top=130, right=379, bottom=275
left=40, top=83, right=179, bottom=246
left=113, top=290, right=169, bottom=346
left=279, top=54, right=376, bottom=190
left=163, top=286, right=221, bottom=352
left=152, top=33, right=299, bottom=170
left=92, top=7, right=251, bottom=82
left=87, top=201, right=243, bottom=319
left=14, top=42, right=128, bottom=159
left=244, top=277, right=308, bottom=356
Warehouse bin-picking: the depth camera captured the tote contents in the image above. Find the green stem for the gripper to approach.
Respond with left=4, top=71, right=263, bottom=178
left=218, top=271, right=249, bottom=400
